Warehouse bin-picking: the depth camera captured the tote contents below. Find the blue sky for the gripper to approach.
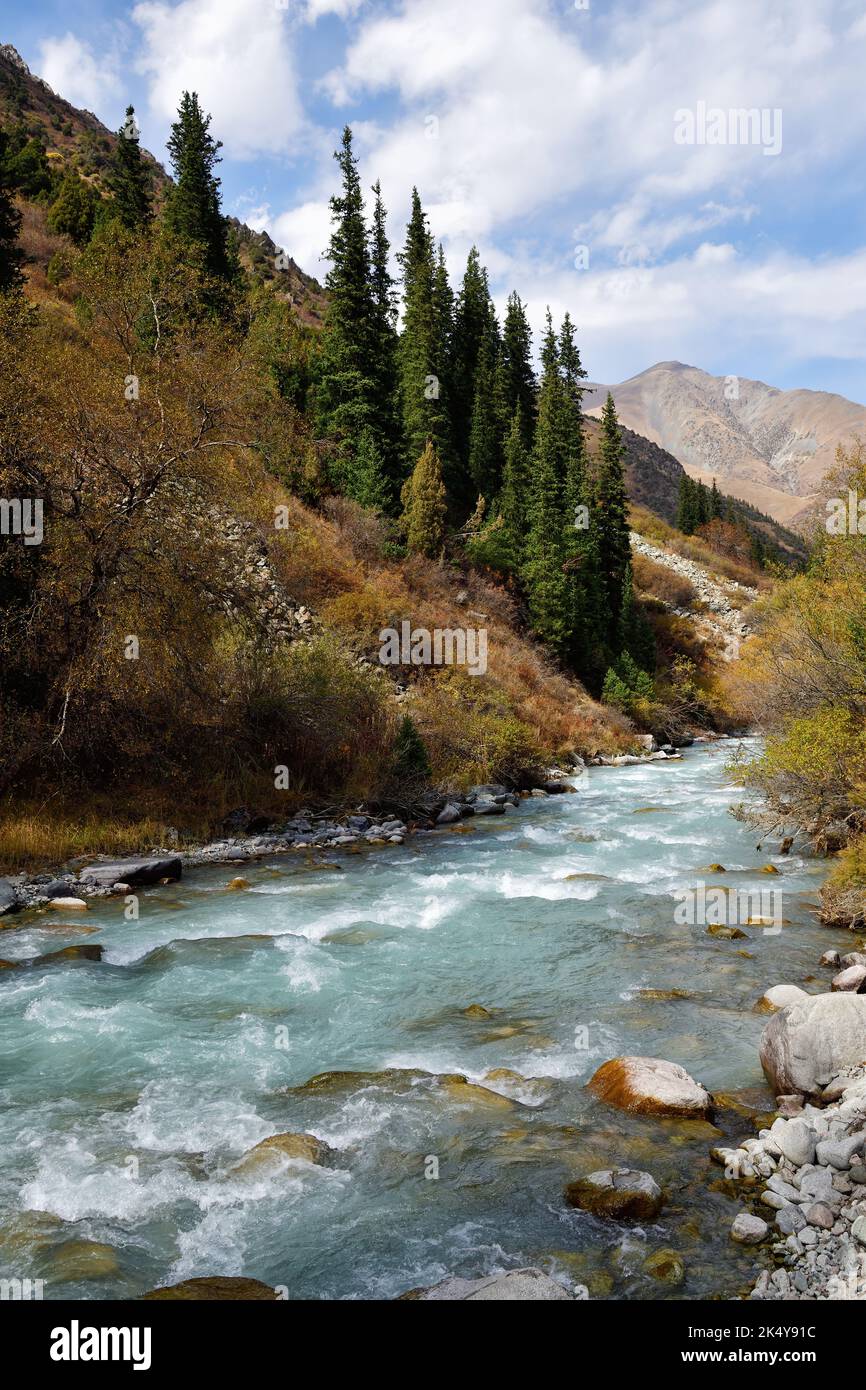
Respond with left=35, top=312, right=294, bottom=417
left=3, top=0, right=865, bottom=401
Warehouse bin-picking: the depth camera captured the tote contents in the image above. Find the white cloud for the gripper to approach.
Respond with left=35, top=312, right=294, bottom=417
left=132, top=0, right=305, bottom=159
left=37, top=33, right=121, bottom=114
left=305, top=0, right=366, bottom=19
left=271, top=199, right=333, bottom=278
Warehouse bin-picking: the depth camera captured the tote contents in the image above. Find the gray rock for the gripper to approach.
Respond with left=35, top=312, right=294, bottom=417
left=472, top=801, right=507, bottom=816
left=436, top=805, right=462, bottom=825
left=0, top=878, right=20, bottom=916
left=798, top=1168, right=837, bottom=1204
left=819, top=950, right=841, bottom=969
left=730, top=1212, right=768, bottom=1244
left=83, top=856, right=183, bottom=887
left=852, top=1215, right=866, bottom=1245
left=776, top=1205, right=806, bottom=1234
left=406, top=1268, right=577, bottom=1301
left=831, top=964, right=866, bottom=993
left=769, top=1117, right=816, bottom=1167
left=815, top=1134, right=865, bottom=1170
left=40, top=879, right=76, bottom=900
left=759, top=993, right=866, bottom=1097
left=805, top=1203, right=835, bottom=1230
left=841, top=952, right=866, bottom=969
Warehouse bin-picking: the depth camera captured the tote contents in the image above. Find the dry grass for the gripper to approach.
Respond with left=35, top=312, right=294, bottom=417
left=0, top=810, right=175, bottom=875
left=632, top=553, right=697, bottom=608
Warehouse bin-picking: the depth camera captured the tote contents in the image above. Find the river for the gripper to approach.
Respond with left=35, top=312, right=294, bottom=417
left=0, top=738, right=853, bottom=1299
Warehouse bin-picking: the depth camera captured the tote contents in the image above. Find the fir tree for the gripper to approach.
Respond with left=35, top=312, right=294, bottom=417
left=676, top=473, right=699, bottom=534
left=392, top=713, right=431, bottom=784
left=523, top=313, right=568, bottom=651
left=401, top=439, right=447, bottom=557
left=595, top=393, right=631, bottom=647
left=315, top=127, right=378, bottom=478
left=346, top=425, right=390, bottom=512
left=467, top=326, right=506, bottom=501
left=164, top=93, right=229, bottom=279
left=500, top=292, right=536, bottom=446
left=368, top=178, right=402, bottom=490
left=108, top=107, right=153, bottom=231
left=452, top=247, right=494, bottom=468
left=499, top=405, right=531, bottom=567
left=0, top=127, right=24, bottom=292
left=397, top=191, right=452, bottom=481
left=709, top=476, right=723, bottom=520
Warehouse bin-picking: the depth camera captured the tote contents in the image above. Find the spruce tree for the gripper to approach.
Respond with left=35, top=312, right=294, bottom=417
left=595, top=393, right=631, bottom=648
left=709, top=476, right=723, bottom=520
left=368, top=178, right=402, bottom=491
left=499, top=405, right=531, bottom=567
left=347, top=425, right=390, bottom=512
left=315, top=127, right=377, bottom=480
left=397, top=191, right=451, bottom=482
left=401, top=439, right=447, bottom=558
left=523, top=313, right=568, bottom=652
left=108, top=107, right=153, bottom=230
left=164, top=92, right=229, bottom=279
left=501, top=292, right=536, bottom=446
left=676, top=473, right=698, bottom=534
left=0, top=127, right=24, bottom=292
left=452, top=247, right=494, bottom=468
left=467, top=325, right=506, bottom=502
left=558, top=313, right=601, bottom=674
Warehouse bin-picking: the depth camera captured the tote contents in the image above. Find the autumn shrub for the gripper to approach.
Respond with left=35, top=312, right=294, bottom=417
left=632, top=553, right=697, bottom=608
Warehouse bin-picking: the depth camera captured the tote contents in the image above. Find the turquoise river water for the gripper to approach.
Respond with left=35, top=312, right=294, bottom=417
left=0, top=739, right=855, bottom=1300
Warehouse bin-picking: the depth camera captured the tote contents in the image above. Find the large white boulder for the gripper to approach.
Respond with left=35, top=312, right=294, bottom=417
left=405, top=1268, right=576, bottom=1300
left=759, top=993, right=866, bottom=1098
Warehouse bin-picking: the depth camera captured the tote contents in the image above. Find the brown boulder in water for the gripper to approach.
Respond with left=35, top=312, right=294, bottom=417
left=143, top=1277, right=279, bottom=1300
left=588, top=1056, right=713, bottom=1119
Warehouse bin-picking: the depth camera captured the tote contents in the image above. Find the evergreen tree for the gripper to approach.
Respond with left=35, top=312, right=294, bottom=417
left=709, top=476, right=723, bottom=520
left=467, top=326, right=505, bottom=501
left=397, top=191, right=452, bottom=481
left=346, top=425, right=390, bottom=512
left=452, top=247, right=494, bottom=468
left=0, top=127, right=24, bottom=292
left=558, top=313, right=601, bottom=673
left=500, top=292, right=536, bottom=446
left=676, top=473, right=698, bottom=534
left=368, top=178, right=402, bottom=490
left=523, top=313, right=568, bottom=651
left=595, top=393, right=631, bottom=648
left=47, top=168, right=97, bottom=246
left=391, top=713, right=431, bottom=785
left=695, top=478, right=710, bottom=527
left=315, top=127, right=377, bottom=480
left=164, top=92, right=229, bottom=279
left=499, top=405, right=531, bottom=567
left=401, top=439, right=447, bottom=557
left=108, top=106, right=153, bottom=230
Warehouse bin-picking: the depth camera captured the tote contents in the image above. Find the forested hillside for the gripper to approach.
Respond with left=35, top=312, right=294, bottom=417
left=0, top=52, right=782, bottom=867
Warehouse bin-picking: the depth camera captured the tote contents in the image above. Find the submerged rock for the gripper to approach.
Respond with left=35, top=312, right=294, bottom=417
left=51, top=1239, right=119, bottom=1281
left=644, top=1248, right=685, bottom=1284
left=143, top=1276, right=279, bottom=1300
left=461, top=1003, right=493, bottom=1019
left=231, top=1132, right=334, bottom=1174
left=400, top=1268, right=575, bottom=1300
left=565, top=1168, right=664, bottom=1221
left=588, top=1056, right=713, bottom=1119
left=30, top=944, right=104, bottom=967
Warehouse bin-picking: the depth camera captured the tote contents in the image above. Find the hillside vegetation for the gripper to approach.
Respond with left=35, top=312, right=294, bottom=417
left=0, top=59, right=779, bottom=869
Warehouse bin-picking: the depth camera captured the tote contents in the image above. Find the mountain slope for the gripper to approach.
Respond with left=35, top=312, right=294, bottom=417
left=584, top=361, right=866, bottom=529
left=0, top=42, right=325, bottom=321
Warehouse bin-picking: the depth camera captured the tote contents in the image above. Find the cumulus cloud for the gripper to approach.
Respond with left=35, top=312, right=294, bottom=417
left=132, top=0, right=305, bottom=159
left=37, top=33, right=121, bottom=114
